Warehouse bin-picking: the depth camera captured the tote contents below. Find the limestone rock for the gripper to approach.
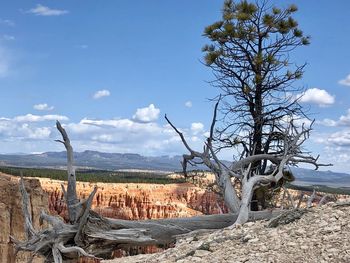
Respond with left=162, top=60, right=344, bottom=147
left=0, top=173, right=47, bottom=263
left=38, top=178, right=227, bottom=221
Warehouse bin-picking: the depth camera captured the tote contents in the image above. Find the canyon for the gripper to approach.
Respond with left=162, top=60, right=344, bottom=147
left=1, top=171, right=349, bottom=262
left=39, top=177, right=228, bottom=221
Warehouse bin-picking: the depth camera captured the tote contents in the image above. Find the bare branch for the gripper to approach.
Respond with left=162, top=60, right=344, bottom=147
left=74, top=186, right=98, bottom=246
left=57, top=242, right=102, bottom=260
left=318, top=194, right=331, bottom=207
left=60, top=183, right=67, bottom=203
left=19, top=176, right=37, bottom=239
left=307, top=189, right=316, bottom=208
left=56, top=120, right=79, bottom=223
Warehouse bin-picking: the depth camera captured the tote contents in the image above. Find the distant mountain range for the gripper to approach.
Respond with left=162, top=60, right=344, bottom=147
left=290, top=167, right=350, bottom=188
left=0, top=151, right=186, bottom=171
left=0, top=150, right=349, bottom=187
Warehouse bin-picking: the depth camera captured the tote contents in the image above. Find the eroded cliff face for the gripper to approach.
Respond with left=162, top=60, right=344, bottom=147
left=2, top=172, right=348, bottom=263
left=38, top=178, right=227, bottom=221
left=0, top=173, right=47, bottom=263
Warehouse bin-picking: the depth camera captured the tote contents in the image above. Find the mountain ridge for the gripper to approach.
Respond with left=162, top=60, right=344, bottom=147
left=0, top=151, right=349, bottom=187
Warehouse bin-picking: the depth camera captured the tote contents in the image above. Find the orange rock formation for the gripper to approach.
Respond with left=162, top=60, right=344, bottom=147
left=37, top=178, right=227, bottom=221
left=2, top=172, right=348, bottom=263
left=0, top=173, right=47, bottom=263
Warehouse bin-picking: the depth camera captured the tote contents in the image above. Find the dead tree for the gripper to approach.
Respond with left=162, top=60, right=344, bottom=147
left=12, top=121, right=283, bottom=262
left=166, top=102, right=330, bottom=225
left=165, top=0, right=332, bottom=225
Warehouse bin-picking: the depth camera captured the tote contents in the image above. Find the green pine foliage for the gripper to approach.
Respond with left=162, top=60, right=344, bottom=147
left=0, top=166, right=186, bottom=184
left=203, top=0, right=310, bottom=67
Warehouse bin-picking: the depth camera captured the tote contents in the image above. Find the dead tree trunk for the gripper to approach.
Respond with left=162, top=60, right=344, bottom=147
left=12, top=121, right=283, bottom=262
left=166, top=106, right=331, bottom=225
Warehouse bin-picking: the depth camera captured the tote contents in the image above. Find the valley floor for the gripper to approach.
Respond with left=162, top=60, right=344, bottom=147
left=103, top=201, right=350, bottom=263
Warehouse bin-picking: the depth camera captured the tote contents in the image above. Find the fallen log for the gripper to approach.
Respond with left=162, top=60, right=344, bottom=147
left=13, top=186, right=282, bottom=261
left=12, top=121, right=283, bottom=262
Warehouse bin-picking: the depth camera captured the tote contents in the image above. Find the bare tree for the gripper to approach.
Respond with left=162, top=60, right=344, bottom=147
left=166, top=0, right=331, bottom=225
left=166, top=110, right=329, bottom=224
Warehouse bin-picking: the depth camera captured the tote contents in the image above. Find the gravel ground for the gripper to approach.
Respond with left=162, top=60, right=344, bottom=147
left=103, top=200, right=350, bottom=263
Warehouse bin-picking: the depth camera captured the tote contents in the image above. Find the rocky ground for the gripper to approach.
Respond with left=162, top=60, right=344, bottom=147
left=103, top=200, right=350, bottom=263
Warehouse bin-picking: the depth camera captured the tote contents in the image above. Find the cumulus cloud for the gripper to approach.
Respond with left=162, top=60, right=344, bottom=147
left=297, top=88, right=335, bottom=107
left=0, top=109, right=206, bottom=156
left=33, top=103, right=54, bottom=111
left=93, top=89, right=110, bottom=99
left=338, top=110, right=350, bottom=126
left=59, top=116, right=202, bottom=156
left=132, top=104, right=160, bottom=123
left=191, top=122, right=204, bottom=135
left=0, top=118, right=52, bottom=141
left=185, top=101, right=192, bottom=108
left=328, top=131, right=350, bottom=147
left=316, top=118, right=337, bottom=127
left=281, top=115, right=312, bottom=128
left=27, top=4, right=69, bottom=16
left=339, top=74, right=350, bottom=87
left=14, top=114, right=68, bottom=122
left=317, top=109, right=350, bottom=127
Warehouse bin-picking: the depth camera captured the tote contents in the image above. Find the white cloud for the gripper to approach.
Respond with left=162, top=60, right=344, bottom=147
left=3, top=35, right=15, bottom=41
left=339, top=74, right=350, bottom=87
left=27, top=4, right=69, bottom=16
left=185, top=101, right=192, bottom=108
left=191, top=122, right=204, bottom=135
left=14, top=114, right=68, bottom=122
left=339, top=110, right=350, bottom=126
left=297, top=88, right=335, bottom=107
left=33, top=103, right=54, bottom=111
left=0, top=119, right=52, bottom=141
left=132, top=104, right=160, bottom=123
left=93, top=89, right=110, bottom=99
left=0, top=109, right=207, bottom=156
left=328, top=131, right=350, bottom=147
left=0, top=19, right=15, bottom=27
left=281, top=115, right=312, bottom=128
left=317, top=109, right=350, bottom=127
left=61, top=117, right=193, bottom=155
left=317, top=118, right=337, bottom=127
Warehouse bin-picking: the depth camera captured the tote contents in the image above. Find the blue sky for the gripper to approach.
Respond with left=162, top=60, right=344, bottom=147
left=0, top=1, right=349, bottom=172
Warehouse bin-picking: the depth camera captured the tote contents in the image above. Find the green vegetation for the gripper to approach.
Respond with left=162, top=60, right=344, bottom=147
left=0, top=166, right=185, bottom=184
left=2, top=166, right=349, bottom=194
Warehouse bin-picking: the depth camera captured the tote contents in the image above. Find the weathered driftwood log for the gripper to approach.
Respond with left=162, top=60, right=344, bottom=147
left=12, top=121, right=283, bottom=262
left=13, top=187, right=282, bottom=261
left=267, top=209, right=307, bottom=228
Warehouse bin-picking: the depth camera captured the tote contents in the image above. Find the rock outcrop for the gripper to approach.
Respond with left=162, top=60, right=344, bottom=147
left=103, top=200, right=350, bottom=263
left=0, top=173, right=47, bottom=263
left=2, top=171, right=349, bottom=263
left=38, top=178, right=227, bottom=221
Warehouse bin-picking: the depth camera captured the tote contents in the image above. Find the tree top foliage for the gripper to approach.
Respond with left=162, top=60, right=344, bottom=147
left=203, top=0, right=309, bottom=66
left=201, top=0, right=311, bottom=162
